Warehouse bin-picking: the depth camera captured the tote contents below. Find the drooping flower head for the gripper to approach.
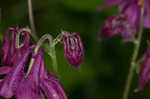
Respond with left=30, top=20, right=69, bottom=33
left=0, top=46, right=35, bottom=98
left=1, top=25, right=30, bottom=66
left=98, top=0, right=150, bottom=40
left=15, top=50, right=67, bottom=99
left=62, top=32, right=84, bottom=70
left=99, top=0, right=150, bottom=28
left=136, top=45, right=150, bottom=92
left=0, top=46, right=67, bottom=99
left=99, top=14, right=136, bottom=40
left=0, top=26, right=68, bottom=99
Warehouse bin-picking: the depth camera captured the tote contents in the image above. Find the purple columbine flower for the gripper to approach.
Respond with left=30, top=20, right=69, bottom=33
left=62, top=32, right=84, bottom=70
left=99, top=0, right=150, bottom=28
left=136, top=45, right=150, bottom=92
left=99, top=14, right=136, bottom=40
left=98, top=0, right=150, bottom=40
left=0, top=26, right=67, bottom=99
left=1, top=25, right=30, bottom=66
left=0, top=25, right=31, bottom=79
left=0, top=46, right=67, bottom=99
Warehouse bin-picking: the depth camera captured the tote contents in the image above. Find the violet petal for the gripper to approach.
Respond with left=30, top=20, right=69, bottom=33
left=0, top=46, right=34, bottom=98
left=137, top=46, right=150, bottom=91
left=119, top=0, right=140, bottom=29
left=16, top=51, right=44, bottom=99
left=0, top=66, right=11, bottom=75
left=99, top=15, right=136, bottom=40
left=144, top=0, right=150, bottom=28
left=39, top=56, right=67, bottom=99
left=40, top=79, right=67, bottom=99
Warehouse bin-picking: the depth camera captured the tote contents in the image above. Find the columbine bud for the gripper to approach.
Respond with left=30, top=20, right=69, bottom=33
left=62, top=32, right=84, bottom=70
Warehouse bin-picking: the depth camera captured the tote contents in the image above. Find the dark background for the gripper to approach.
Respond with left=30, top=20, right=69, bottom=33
left=0, top=0, right=150, bottom=99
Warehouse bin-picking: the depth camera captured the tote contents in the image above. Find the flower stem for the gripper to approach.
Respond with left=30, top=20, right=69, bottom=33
left=26, top=34, right=58, bottom=76
left=27, top=0, right=57, bottom=58
left=122, top=0, right=145, bottom=99
left=27, top=0, right=38, bottom=41
left=27, top=0, right=59, bottom=73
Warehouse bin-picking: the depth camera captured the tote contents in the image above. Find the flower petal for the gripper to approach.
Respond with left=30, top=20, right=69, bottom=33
left=99, top=14, right=136, bottom=40
left=137, top=46, right=150, bottom=91
left=1, top=26, right=18, bottom=65
left=40, top=79, right=67, bottom=99
left=99, top=16, right=121, bottom=40
left=119, top=0, right=140, bottom=28
left=0, top=46, right=35, bottom=98
left=40, top=58, right=67, bottom=99
left=16, top=51, right=44, bottom=99
left=143, top=0, right=150, bottom=28
left=0, top=66, right=11, bottom=75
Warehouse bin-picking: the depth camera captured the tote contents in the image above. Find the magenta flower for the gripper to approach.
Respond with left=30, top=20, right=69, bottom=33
left=1, top=25, right=30, bottom=66
left=98, top=0, right=150, bottom=40
left=0, top=26, right=67, bottom=99
left=0, top=47, right=67, bottom=99
left=99, top=15, right=136, bottom=40
left=136, top=45, right=150, bottom=92
left=0, top=46, right=35, bottom=98
left=99, top=0, right=150, bottom=28
left=62, top=32, right=84, bottom=70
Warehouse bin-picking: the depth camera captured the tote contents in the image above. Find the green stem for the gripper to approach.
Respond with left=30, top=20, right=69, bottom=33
left=27, top=0, right=58, bottom=62
left=27, top=0, right=60, bottom=75
left=27, top=0, right=38, bottom=41
left=122, top=0, right=145, bottom=99
left=26, top=34, right=58, bottom=76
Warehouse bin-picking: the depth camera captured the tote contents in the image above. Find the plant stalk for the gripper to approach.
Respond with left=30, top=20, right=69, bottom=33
left=26, top=34, right=58, bottom=76
left=122, top=0, right=145, bottom=99
left=27, top=0, right=38, bottom=41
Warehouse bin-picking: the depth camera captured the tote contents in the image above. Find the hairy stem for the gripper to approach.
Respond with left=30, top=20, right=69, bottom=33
left=122, top=1, right=145, bottom=99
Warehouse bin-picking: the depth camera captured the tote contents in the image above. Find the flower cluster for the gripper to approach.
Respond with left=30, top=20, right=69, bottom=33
left=99, top=0, right=150, bottom=40
left=99, top=0, right=150, bottom=92
left=0, top=26, right=68, bottom=99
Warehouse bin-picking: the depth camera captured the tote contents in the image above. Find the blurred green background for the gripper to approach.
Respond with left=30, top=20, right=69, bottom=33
left=0, top=0, right=150, bottom=99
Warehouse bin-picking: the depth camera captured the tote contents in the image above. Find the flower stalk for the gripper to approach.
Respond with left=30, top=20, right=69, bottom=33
left=27, top=0, right=38, bottom=41
left=122, top=0, right=145, bottom=99
left=26, top=34, right=58, bottom=76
